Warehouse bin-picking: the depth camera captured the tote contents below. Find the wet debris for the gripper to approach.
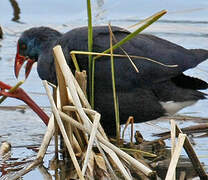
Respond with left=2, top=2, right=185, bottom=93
left=154, top=122, right=208, bottom=138
left=152, top=157, right=197, bottom=179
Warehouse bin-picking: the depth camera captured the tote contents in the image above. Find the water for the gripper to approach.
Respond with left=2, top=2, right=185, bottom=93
left=0, top=0, right=208, bottom=179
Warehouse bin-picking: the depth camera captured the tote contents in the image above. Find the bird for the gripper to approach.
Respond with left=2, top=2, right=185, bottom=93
left=14, top=26, right=208, bottom=136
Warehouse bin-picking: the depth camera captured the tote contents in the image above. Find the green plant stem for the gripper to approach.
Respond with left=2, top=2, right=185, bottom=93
left=94, top=10, right=167, bottom=60
left=109, top=24, right=120, bottom=143
left=89, top=10, right=167, bottom=113
left=87, top=0, right=93, bottom=108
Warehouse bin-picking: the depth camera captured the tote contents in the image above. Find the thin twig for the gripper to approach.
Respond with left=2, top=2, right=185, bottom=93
left=165, top=133, right=186, bottom=180
left=82, top=113, right=100, bottom=175
left=170, top=120, right=176, bottom=180
left=37, top=115, right=55, bottom=159
left=63, top=105, right=96, bottom=115
left=70, top=50, right=178, bottom=68
left=176, top=124, right=208, bottom=179
left=43, top=80, right=85, bottom=180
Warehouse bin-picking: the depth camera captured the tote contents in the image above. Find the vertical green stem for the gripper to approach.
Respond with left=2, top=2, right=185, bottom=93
left=87, top=0, right=93, bottom=108
left=94, top=10, right=167, bottom=60
left=109, top=25, right=120, bottom=143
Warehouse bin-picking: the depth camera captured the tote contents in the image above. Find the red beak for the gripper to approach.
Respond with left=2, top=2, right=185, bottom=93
left=15, top=43, right=35, bottom=79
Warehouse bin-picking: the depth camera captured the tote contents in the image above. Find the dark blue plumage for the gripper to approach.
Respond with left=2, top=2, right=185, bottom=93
left=15, top=26, right=208, bottom=135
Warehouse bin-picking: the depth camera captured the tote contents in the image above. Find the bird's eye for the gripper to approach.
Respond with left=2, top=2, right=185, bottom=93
left=21, top=44, right=27, bottom=50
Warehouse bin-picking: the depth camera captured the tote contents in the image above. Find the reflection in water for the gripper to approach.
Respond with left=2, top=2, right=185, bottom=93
left=94, top=0, right=106, bottom=23
left=0, top=26, right=2, bottom=60
left=9, top=0, right=21, bottom=22
left=38, top=165, right=53, bottom=179
left=97, top=0, right=104, bottom=7
left=0, top=26, right=2, bottom=39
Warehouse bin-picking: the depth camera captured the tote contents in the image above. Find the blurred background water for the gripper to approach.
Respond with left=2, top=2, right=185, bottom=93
left=0, top=0, right=208, bottom=179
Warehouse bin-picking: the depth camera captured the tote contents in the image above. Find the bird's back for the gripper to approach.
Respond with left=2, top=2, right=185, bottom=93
left=55, top=26, right=208, bottom=86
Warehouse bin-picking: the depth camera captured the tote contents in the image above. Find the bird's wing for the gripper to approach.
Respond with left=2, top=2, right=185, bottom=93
left=110, top=33, right=208, bottom=85
left=57, top=26, right=208, bottom=86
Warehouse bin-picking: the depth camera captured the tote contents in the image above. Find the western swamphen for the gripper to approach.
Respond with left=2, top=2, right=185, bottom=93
left=14, top=26, right=208, bottom=136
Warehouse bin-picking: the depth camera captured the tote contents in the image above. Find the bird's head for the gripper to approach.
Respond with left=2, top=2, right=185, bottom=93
left=15, top=36, right=38, bottom=79
left=14, top=27, right=62, bottom=79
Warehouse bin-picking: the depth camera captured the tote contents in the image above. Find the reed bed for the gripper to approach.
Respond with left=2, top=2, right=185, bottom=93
left=2, top=45, right=207, bottom=180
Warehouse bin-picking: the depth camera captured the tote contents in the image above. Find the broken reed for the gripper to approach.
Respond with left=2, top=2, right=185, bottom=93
left=165, top=120, right=208, bottom=180
left=52, top=45, right=155, bottom=179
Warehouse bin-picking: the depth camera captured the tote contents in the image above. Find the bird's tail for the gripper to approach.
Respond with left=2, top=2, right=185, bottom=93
left=190, top=49, right=208, bottom=64
left=172, top=74, right=208, bottom=90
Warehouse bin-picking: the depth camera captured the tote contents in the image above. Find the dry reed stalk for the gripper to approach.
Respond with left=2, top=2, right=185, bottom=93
left=175, top=124, right=208, bottom=179
left=53, top=46, right=91, bottom=130
left=37, top=115, right=55, bottom=159
left=55, top=45, right=108, bottom=140
left=165, top=133, right=186, bottom=180
left=54, top=46, right=88, bottom=155
left=43, top=80, right=85, bottom=180
left=59, top=111, right=155, bottom=178
left=53, top=49, right=74, bottom=147
left=99, top=142, right=132, bottom=180
left=95, top=141, right=118, bottom=179
left=53, top=45, right=154, bottom=178
left=60, top=110, right=132, bottom=179
left=108, top=25, right=139, bottom=73
left=63, top=105, right=97, bottom=115
left=62, top=106, right=131, bottom=179
left=82, top=113, right=100, bottom=175
left=74, top=70, right=89, bottom=149
left=75, top=70, right=87, bottom=97
left=53, top=89, right=59, bottom=161
left=98, top=138, right=154, bottom=178
left=170, top=120, right=176, bottom=180
left=70, top=50, right=177, bottom=69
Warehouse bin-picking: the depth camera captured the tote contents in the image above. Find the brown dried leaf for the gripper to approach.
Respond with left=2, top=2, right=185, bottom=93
left=94, top=154, right=107, bottom=172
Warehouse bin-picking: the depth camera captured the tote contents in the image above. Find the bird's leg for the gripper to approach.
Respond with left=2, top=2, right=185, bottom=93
left=0, top=81, right=49, bottom=125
